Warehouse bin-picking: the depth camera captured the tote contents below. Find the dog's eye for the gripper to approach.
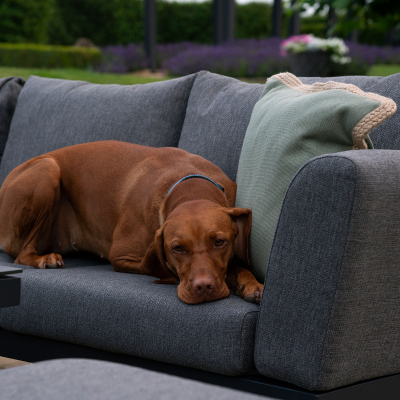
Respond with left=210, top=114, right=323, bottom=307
left=172, top=245, right=183, bottom=253
left=215, top=239, right=225, bottom=247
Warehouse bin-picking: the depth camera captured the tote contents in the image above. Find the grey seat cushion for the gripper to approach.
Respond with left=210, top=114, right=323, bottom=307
left=0, top=73, right=197, bottom=186
left=0, top=359, right=269, bottom=400
left=301, top=73, right=400, bottom=150
left=0, top=263, right=259, bottom=376
left=0, top=77, right=25, bottom=164
left=178, top=71, right=264, bottom=181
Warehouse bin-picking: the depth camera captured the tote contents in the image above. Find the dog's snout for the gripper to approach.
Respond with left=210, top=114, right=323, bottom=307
left=192, top=276, right=215, bottom=296
left=178, top=268, right=230, bottom=304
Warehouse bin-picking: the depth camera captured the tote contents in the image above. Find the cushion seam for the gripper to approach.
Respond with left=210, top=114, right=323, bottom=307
left=240, top=310, right=259, bottom=374
left=176, top=72, right=201, bottom=147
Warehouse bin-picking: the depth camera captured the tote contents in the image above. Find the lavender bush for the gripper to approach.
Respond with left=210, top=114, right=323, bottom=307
left=98, top=39, right=400, bottom=77
left=329, top=41, right=400, bottom=76
left=162, top=39, right=400, bottom=77
left=157, top=42, right=203, bottom=68
left=98, top=43, right=147, bottom=73
left=162, top=39, right=290, bottom=77
left=98, top=42, right=202, bottom=73
left=346, top=41, right=400, bottom=66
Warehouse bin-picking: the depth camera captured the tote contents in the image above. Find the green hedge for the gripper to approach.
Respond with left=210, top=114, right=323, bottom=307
left=300, top=15, right=327, bottom=38
left=47, top=1, right=272, bottom=46
left=0, top=43, right=102, bottom=69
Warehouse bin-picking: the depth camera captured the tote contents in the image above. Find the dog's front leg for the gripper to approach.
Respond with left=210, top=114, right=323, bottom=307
left=109, top=220, right=158, bottom=276
left=110, top=254, right=145, bottom=274
left=228, top=260, right=264, bottom=304
left=109, top=241, right=177, bottom=284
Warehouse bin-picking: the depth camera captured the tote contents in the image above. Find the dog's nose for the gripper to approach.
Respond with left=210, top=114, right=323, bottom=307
left=192, top=276, right=215, bottom=296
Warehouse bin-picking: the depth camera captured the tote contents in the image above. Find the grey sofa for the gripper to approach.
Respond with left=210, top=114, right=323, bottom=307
left=0, top=358, right=270, bottom=400
left=0, top=71, right=399, bottom=400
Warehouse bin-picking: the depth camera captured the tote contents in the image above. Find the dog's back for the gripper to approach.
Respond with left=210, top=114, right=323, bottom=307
left=0, top=140, right=235, bottom=261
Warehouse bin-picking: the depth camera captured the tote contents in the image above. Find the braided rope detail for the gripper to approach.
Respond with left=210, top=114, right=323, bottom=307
left=267, top=73, right=397, bottom=150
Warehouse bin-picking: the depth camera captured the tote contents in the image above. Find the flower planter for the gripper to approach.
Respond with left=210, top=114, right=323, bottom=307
left=289, top=50, right=331, bottom=77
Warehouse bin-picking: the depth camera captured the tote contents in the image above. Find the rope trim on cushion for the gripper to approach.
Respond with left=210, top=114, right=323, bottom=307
left=267, top=73, right=397, bottom=150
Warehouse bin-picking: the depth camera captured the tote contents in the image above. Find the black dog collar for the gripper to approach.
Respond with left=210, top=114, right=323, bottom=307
left=167, top=174, right=225, bottom=196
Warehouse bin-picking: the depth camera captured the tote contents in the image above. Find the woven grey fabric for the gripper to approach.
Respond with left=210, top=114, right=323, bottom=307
left=0, top=77, right=25, bottom=164
left=301, top=74, right=400, bottom=150
left=0, top=359, right=270, bottom=400
left=0, top=264, right=259, bottom=375
left=0, top=74, right=197, bottom=186
left=255, top=150, right=400, bottom=391
left=178, top=71, right=264, bottom=181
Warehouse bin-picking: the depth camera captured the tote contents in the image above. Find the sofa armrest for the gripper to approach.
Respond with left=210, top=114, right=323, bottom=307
left=254, top=150, right=400, bottom=391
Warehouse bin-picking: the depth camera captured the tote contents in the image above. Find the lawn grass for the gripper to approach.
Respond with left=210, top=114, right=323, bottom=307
left=367, top=64, right=400, bottom=76
left=0, top=64, right=399, bottom=85
left=0, top=67, right=169, bottom=84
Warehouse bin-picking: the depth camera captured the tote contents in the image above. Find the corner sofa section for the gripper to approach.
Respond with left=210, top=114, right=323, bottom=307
left=0, top=71, right=400, bottom=396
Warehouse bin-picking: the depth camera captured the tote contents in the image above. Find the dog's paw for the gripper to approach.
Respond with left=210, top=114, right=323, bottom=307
left=236, top=283, right=264, bottom=304
left=34, top=253, right=65, bottom=269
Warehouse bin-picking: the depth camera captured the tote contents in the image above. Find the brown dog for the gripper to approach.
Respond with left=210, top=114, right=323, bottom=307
left=0, top=141, right=263, bottom=304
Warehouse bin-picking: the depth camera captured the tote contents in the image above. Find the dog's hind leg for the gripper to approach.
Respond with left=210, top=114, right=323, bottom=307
left=0, top=156, right=64, bottom=269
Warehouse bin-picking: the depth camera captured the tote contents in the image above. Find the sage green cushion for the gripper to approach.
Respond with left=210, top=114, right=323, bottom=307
left=236, top=73, right=397, bottom=282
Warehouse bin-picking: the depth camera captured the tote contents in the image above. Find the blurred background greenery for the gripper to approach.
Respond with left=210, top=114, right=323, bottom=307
left=1, top=1, right=273, bottom=45
left=0, top=0, right=399, bottom=82
left=1, top=0, right=398, bottom=46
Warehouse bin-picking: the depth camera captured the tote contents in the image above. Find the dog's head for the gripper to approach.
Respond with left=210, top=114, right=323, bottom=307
left=142, top=200, right=251, bottom=304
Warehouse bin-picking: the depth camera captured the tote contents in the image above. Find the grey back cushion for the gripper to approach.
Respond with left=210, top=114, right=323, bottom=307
left=301, top=73, right=400, bottom=149
left=0, top=77, right=25, bottom=164
left=0, top=73, right=197, bottom=185
left=179, top=72, right=400, bottom=183
left=178, top=71, right=264, bottom=181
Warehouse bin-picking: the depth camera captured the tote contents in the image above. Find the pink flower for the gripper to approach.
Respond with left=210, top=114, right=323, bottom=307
left=299, top=34, right=312, bottom=43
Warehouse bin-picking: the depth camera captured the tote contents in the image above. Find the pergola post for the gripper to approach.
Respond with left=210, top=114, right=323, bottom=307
left=272, top=0, right=282, bottom=37
left=213, top=0, right=223, bottom=44
left=326, top=6, right=336, bottom=36
left=288, top=0, right=300, bottom=36
left=223, top=0, right=235, bottom=42
left=144, top=0, right=157, bottom=72
left=213, top=0, right=235, bottom=44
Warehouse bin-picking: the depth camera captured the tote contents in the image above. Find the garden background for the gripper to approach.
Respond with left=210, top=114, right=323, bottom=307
left=1, top=0, right=400, bottom=84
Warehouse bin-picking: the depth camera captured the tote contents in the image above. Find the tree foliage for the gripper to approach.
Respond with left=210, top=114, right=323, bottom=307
left=47, top=0, right=144, bottom=46
left=157, top=2, right=213, bottom=43
left=0, top=0, right=53, bottom=43
left=2, top=0, right=273, bottom=46
left=295, top=0, right=400, bottom=38
left=236, top=3, right=272, bottom=39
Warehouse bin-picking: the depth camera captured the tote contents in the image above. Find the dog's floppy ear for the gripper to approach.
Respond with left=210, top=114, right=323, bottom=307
left=141, top=225, right=178, bottom=284
left=225, top=208, right=252, bottom=266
